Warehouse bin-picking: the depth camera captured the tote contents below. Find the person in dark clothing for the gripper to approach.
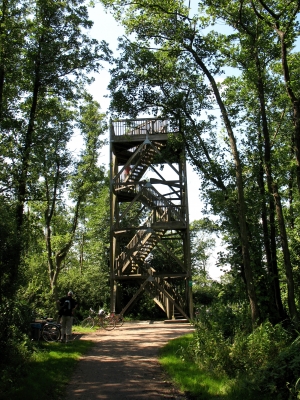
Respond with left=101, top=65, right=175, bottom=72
left=57, top=290, right=77, bottom=343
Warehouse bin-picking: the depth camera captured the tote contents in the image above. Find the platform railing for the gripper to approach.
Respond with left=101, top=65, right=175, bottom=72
left=111, top=118, right=179, bottom=137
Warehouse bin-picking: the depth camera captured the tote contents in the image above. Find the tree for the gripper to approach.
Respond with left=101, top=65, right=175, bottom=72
left=190, top=219, right=216, bottom=276
left=0, top=0, right=110, bottom=302
left=199, top=0, right=299, bottom=322
left=31, top=95, right=107, bottom=300
left=250, top=0, right=300, bottom=194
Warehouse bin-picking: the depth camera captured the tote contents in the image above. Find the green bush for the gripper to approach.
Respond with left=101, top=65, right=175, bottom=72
left=255, top=335, right=300, bottom=399
left=0, top=299, right=34, bottom=395
left=190, top=317, right=300, bottom=399
left=189, top=318, right=232, bottom=374
left=229, top=321, right=290, bottom=376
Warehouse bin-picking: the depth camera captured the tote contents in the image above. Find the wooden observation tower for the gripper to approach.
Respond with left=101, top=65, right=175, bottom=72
left=109, top=118, right=193, bottom=320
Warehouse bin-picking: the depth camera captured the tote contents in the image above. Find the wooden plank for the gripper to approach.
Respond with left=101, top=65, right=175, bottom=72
left=112, top=133, right=177, bottom=143
left=151, top=279, right=190, bottom=321
left=114, top=273, right=188, bottom=280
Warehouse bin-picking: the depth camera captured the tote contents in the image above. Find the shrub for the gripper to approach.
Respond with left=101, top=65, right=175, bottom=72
left=255, top=335, right=300, bottom=399
left=0, top=300, right=34, bottom=395
left=190, top=316, right=300, bottom=399
left=190, top=321, right=232, bottom=374
left=229, top=321, right=290, bottom=377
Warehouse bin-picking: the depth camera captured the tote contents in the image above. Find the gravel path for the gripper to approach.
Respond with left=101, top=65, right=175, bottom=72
left=64, top=322, right=194, bottom=399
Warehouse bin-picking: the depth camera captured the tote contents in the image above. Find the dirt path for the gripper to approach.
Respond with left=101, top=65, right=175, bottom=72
left=64, top=322, right=194, bottom=400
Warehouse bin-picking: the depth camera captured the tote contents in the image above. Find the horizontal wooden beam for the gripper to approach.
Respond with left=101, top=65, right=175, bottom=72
left=149, top=178, right=182, bottom=188
left=113, top=273, right=188, bottom=280
left=112, top=133, right=179, bottom=143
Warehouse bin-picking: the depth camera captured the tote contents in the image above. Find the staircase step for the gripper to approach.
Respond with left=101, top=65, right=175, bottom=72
left=164, top=319, right=190, bottom=324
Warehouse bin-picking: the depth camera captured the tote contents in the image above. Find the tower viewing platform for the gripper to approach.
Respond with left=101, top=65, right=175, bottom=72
left=109, top=117, right=193, bottom=321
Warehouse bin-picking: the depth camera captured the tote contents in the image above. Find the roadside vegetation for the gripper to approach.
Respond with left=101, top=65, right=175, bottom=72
left=1, top=337, right=94, bottom=400
left=159, top=334, right=230, bottom=399
left=160, top=307, right=300, bottom=400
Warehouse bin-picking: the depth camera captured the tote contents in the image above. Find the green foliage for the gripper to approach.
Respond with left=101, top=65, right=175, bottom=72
left=159, top=329, right=300, bottom=400
left=229, top=322, right=290, bottom=376
left=0, top=298, right=34, bottom=392
left=254, top=335, right=300, bottom=399
left=0, top=0, right=110, bottom=302
left=0, top=198, right=20, bottom=301
left=188, top=319, right=300, bottom=399
left=0, top=339, right=93, bottom=400
left=191, top=320, right=232, bottom=374
left=57, top=266, right=110, bottom=319
left=190, top=218, right=217, bottom=276
left=159, top=334, right=231, bottom=399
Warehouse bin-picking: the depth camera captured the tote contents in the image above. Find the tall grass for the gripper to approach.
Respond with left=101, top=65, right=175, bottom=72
left=159, top=334, right=231, bottom=399
left=159, top=322, right=300, bottom=400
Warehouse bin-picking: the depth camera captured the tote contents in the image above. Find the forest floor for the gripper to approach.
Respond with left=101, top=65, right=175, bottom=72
left=63, top=321, right=195, bottom=400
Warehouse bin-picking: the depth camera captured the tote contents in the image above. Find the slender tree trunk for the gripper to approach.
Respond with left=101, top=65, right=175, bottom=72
left=288, top=168, right=294, bottom=229
left=0, top=0, right=7, bottom=120
left=278, top=31, right=300, bottom=193
left=257, top=161, right=284, bottom=321
left=45, top=193, right=82, bottom=299
left=272, top=183, right=299, bottom=322
left=9, top=36, right=42, bottom=295
left=16, top=40, right=42, bottom=231
left=255, top=57, right=285, bottom=321
left=80, top=233, right=84, bottom=274
left=0, top=65, right=4, bottom=120
left=252, top=1, right=300, bottom=192
left=187, top=44, right=260, bottom=325
left=256, top=55, right=298, bottom=322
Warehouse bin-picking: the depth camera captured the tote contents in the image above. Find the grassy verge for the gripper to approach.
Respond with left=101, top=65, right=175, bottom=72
left=1, top=330, right=94, bottom=400
left=158, top=334, right=233, bottom=400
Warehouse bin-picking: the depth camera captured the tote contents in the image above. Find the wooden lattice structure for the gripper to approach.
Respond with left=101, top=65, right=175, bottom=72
left=109, top=118, right=193, bottom=320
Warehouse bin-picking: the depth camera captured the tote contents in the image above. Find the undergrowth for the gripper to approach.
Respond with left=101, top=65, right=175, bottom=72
left=159, top=320, right=300, bottom=400
left=0, top=338, right=93, bottom=400
left=159, top=334, right=231, bottom=399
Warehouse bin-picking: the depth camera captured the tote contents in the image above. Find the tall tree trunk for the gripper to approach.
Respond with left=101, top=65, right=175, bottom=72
left=253, top=1, right=300, bottom=193
left=16, top=40, right=42, bottom=232
left=0, top=0, right=7, bottom=120
left=255, top=57, right=285, bottom=321
left=272, top=183, right=299, bottom=322
left=257, top=161, right=284, bottom=321
left=256, top=56, right=298, bottom=322
left=45, top=193, right=82, bottom=301
left=278, top=30, right=300, bottom=193
left=187, top=44, right=260, bottom=325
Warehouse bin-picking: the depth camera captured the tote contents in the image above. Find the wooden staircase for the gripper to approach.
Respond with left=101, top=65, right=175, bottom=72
left=109, top=118, right=193, bottom=321
left=114, top=182, right=185, bottom=275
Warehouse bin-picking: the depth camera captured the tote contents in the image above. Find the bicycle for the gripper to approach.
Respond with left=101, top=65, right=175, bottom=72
left=112, top=314, right=124, bottom=327
left=30, top=317, right=61, bottom=342
left=42, top=320, right=61, bottom=342
left=81, top=308, right=115, bottom=330
left=94, top=312, right=115, bottom=331
left=81, top=308, right=95, bottom=328
left=97, top=312, right=124, bottom=328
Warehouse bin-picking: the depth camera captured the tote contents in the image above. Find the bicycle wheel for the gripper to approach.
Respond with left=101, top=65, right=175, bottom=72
left=114, top=315, right=124, bottom=327
left=42, top=323, right=61, bottom=342
left=93, top=316, right=101, bottom=327
left=81, top=317, right=94, bottom=328
left=101, top=316, right=115, bottom=331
